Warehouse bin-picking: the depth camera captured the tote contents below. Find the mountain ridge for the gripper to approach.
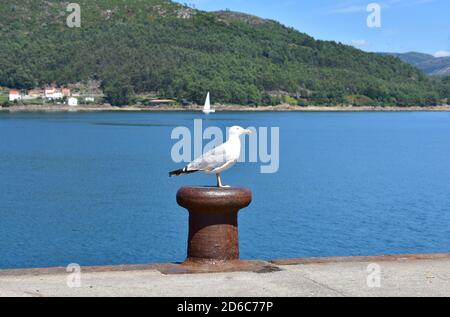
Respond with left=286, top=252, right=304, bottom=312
left=379, top=52, right=450, bottom=76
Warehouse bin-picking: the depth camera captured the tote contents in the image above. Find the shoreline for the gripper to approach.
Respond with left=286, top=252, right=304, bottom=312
left=2, top=104, right=450, bottom=113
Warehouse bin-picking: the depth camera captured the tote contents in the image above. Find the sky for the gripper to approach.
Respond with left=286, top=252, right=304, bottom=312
left=174, top=0, right=450, bottom=57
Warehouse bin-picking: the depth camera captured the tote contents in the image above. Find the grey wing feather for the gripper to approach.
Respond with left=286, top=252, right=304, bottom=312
left=187, top=144, right=229, bottom=172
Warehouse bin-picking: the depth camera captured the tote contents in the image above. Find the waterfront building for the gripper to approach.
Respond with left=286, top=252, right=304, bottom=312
left=9, top=90, right=21, bottom=101
left=45, top=87, right=55, bottom=99
left=68, top=97, right=78, bottom=106
left=28, top=89, right=43, bottom=98
left=45, top=87, right=63, bottom=100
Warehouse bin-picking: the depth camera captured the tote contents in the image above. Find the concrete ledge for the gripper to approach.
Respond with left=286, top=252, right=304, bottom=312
left=270, top=252, right=450, bottom=266
left=1, top=253, right=448, bottom=277
left=0, top=253, right=449, bottom=297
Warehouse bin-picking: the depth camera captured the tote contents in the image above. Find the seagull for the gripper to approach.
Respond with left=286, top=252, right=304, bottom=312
left=169, top=126, right=252, bottom=188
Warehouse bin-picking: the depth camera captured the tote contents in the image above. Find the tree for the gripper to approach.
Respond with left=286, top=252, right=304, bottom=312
left=103, top=80, right=134, bottom=107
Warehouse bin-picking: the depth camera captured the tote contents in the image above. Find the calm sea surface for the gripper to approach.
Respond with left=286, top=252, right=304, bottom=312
left=0, top=111, right=449, bottom=269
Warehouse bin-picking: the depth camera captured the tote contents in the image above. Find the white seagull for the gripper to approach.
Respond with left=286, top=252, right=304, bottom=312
left=169, top=126, right=252, bottom=188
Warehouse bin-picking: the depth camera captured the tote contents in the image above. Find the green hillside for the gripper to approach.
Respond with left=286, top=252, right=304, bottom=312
left=0, top=0, right=449, bottom=106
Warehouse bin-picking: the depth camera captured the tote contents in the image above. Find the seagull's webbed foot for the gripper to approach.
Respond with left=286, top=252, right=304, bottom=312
left=216, top=174, right=231, bottom=188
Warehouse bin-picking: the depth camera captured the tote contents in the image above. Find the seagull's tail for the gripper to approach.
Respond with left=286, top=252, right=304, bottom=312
left=169, top=167, right=199, bottom=177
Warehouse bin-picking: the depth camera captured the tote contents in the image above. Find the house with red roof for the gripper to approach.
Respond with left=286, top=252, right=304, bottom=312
left=9, top=89, right=21, bottom=102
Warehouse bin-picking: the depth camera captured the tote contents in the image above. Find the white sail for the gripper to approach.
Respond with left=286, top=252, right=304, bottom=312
left=203, top=92, right=215, bottom=114
left=204, top=92, right=211, bottom=110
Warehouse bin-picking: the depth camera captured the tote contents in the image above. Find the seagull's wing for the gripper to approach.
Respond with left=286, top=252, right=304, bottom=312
left=187, top=142, right=230, bottom=172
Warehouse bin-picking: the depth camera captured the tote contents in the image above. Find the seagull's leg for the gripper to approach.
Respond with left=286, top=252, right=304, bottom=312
left=216, top=174, right=230, bottom=188
left=216, top=174, right=221, bottom=187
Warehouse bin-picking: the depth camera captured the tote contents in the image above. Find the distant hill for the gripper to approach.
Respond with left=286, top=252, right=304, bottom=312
left=0, top=0, right=449, bottom=106
left=380, top=52, right=450, bottom=76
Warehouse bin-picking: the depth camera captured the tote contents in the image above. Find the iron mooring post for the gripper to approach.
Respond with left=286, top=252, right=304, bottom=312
left=176, top=186, right=252, bottom=263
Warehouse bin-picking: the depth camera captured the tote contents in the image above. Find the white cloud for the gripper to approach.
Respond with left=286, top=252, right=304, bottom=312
left=434, top=50, right=450, bottom=58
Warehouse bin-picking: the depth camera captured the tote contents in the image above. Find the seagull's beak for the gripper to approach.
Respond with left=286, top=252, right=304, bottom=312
left=244, top=129, right=253, bottom=135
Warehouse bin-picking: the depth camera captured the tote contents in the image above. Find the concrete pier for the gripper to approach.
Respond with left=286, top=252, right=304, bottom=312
left=0, top=253, right=448, bottom=297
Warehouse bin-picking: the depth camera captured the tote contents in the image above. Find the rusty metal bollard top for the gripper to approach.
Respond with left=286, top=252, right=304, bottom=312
left=177, top=186, right=252, bottom=212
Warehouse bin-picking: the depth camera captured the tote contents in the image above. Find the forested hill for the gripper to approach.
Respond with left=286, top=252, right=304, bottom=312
left=0, top=0, right=449, bottom=106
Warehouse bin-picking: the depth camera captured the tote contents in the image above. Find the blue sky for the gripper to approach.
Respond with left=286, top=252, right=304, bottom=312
left=174, top=0, right=450, bottom=56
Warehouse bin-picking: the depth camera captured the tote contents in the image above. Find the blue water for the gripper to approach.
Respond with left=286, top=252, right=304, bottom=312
left=0, top=111, right=449, bottom=269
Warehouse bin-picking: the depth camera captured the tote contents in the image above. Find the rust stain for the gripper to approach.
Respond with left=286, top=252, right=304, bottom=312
left=158, top=260, right=281, bottom=275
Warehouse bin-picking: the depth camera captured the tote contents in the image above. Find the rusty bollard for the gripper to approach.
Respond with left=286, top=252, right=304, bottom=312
left=177, top=186, right=252, bottom=263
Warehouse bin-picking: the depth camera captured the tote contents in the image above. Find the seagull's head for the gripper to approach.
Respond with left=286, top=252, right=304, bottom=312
left=229, top=126, right=253, bottom=137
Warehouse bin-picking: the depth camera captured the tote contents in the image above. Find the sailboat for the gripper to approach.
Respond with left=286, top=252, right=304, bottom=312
left=202, top=92, right=215, bottom=114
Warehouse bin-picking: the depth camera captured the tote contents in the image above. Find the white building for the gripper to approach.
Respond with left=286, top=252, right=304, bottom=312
left=9, top=90, right=21, bottom=102
left=84, top=97, right=95, bottom=103
left=53, top=91, right=63, bottom=99
left=45, top=88, right=63, bottom=100
left=45, top=88, right=55, bottom=98
left=68, top=97, right=78, bottom=107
